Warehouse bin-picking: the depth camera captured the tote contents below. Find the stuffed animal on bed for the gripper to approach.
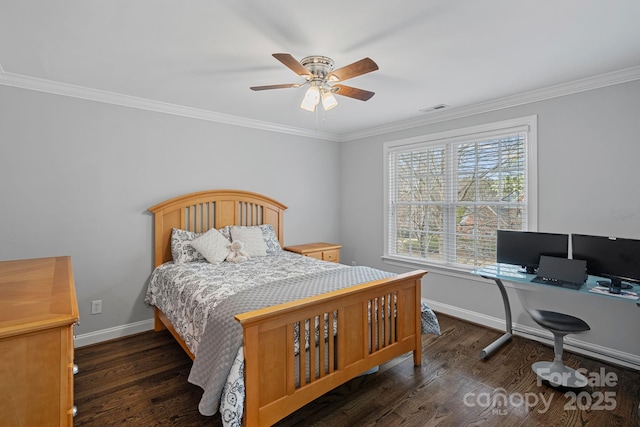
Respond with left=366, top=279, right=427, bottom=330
left=226, top=240, right=250, bottom=263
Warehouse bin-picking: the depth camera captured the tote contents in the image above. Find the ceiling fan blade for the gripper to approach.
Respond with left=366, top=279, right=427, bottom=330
left=250, top=83, right=301, bottom=91
left=272, top=53, right=311, bottom=77
left=332, top=84, right=375, bottom=101
left=328, top=58, right=378, bottom=82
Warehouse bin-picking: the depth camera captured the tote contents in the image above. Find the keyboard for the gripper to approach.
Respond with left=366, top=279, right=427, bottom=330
left=531, top=276, right=583, bottom=290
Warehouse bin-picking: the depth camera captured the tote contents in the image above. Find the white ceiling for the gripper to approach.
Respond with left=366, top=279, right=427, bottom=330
left=2, top=0, right=640, bottom=138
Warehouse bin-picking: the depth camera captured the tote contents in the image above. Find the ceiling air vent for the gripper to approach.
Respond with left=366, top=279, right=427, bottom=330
left=419, top=104, right=449, bottom=113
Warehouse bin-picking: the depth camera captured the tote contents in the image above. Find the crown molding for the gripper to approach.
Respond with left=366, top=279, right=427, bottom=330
left=0, top=64, right=339, bottom=142
left=339, top=65, right=640, bottom=142
left=2, top=63, right=639, bottom=143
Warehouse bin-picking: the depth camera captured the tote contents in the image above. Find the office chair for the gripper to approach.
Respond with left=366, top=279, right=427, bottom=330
left=529, top=308, right=590, bottom=388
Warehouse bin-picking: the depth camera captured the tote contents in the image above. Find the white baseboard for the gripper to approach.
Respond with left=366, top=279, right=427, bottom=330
left=74, top=319, right=154, bottom=348
left=424, top=299, right=640, bottom=371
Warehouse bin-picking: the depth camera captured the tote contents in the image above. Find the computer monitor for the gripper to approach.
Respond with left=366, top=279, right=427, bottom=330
left=571, top=234, right=640, bottom=289
left=496, top=230, right=569, bottom=274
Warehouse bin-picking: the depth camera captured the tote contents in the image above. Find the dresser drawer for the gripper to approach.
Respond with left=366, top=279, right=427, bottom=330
left=306, top=251, right=324, bottom=260
left=322, top=249, right=339, bottom=262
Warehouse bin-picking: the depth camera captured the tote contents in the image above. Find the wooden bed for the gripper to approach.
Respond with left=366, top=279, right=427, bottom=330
left=148, top=189, right=427, bottom=427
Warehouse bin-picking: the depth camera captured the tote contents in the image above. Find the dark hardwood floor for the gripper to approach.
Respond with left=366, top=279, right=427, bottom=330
left=74, top=314, right=640, bottom=426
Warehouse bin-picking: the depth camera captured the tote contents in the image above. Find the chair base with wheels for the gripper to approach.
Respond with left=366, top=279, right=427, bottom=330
left=529, top=309, right=590, bottom=388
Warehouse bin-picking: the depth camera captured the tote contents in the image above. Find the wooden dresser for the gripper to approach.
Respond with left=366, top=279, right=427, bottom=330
left=0, top=256, right=79, bottom=426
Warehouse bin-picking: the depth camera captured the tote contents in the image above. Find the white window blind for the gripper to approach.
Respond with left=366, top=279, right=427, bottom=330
left=385, top=117, right=537, bottom=269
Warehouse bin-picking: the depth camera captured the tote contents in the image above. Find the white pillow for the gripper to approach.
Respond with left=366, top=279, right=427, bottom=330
left=230, top=226, right=267, bottom=257
left=190, top=228, right=232, bottom=265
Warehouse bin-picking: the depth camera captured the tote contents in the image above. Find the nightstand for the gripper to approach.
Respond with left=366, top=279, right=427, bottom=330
left=284, top=242, right=342, bottom=263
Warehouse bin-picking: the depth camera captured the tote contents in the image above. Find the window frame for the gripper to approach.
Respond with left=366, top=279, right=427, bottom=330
left=383, top=115, right=538, bottom=271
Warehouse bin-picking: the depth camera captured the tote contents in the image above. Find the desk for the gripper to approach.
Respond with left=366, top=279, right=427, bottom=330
left=471, top=263, right=640, bottom=360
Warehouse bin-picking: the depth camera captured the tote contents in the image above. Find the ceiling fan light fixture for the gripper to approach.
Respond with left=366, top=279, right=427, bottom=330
left=321, top=90, right=338, bottom=110
left=252, top=53, right=379, bottom=113
left=300, top=85, right=320, bottom=112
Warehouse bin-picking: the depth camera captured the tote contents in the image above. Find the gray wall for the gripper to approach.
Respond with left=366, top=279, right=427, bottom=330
left=340, top=80, right=640, bottom=367
left=2, top=78, right=639, bottom=367
left=0, top=85, right=342, bottom=341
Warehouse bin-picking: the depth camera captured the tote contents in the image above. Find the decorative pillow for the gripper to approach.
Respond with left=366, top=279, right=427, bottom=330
left=230, top=226, right=267, bottom=257
left=190, top=228, right=232, bottom=265
left=171, top=228, right=205, bottom=263
left=259, top=224, right=282, bottom=254
left=227, top=224, right=281, bottom=254
left=218, top=225, right=231, bottom=242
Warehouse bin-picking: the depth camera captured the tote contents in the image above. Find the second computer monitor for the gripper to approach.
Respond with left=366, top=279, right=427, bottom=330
left=497, top=230, right=569, bottom=274
left=571, top=233, right=640, bottom=288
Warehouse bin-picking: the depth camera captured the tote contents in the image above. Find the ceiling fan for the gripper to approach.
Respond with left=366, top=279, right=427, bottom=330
left=250, top=53, right=379, bottom=112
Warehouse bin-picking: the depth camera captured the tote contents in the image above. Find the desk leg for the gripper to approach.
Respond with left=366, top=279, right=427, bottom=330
left=479, top=277, right=513, bottom=359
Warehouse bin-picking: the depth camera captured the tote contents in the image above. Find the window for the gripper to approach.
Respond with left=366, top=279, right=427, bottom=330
left=384, top=116, right=537, bottom=269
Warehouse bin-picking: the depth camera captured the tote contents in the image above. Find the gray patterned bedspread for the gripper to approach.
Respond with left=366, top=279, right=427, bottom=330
left=189, top=265, right=395, bottom=416
left=145, top=251, right=344, bottom=356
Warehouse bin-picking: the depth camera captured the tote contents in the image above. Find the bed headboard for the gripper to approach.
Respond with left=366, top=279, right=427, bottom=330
left=148, top=189, right=288, bottom=267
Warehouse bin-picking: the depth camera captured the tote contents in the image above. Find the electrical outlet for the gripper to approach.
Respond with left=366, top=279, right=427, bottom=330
left=91, top=300, right=102, bottom=315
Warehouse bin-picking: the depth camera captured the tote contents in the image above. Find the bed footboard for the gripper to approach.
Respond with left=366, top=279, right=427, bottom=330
left=235, top=269, right=427, bottom=427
